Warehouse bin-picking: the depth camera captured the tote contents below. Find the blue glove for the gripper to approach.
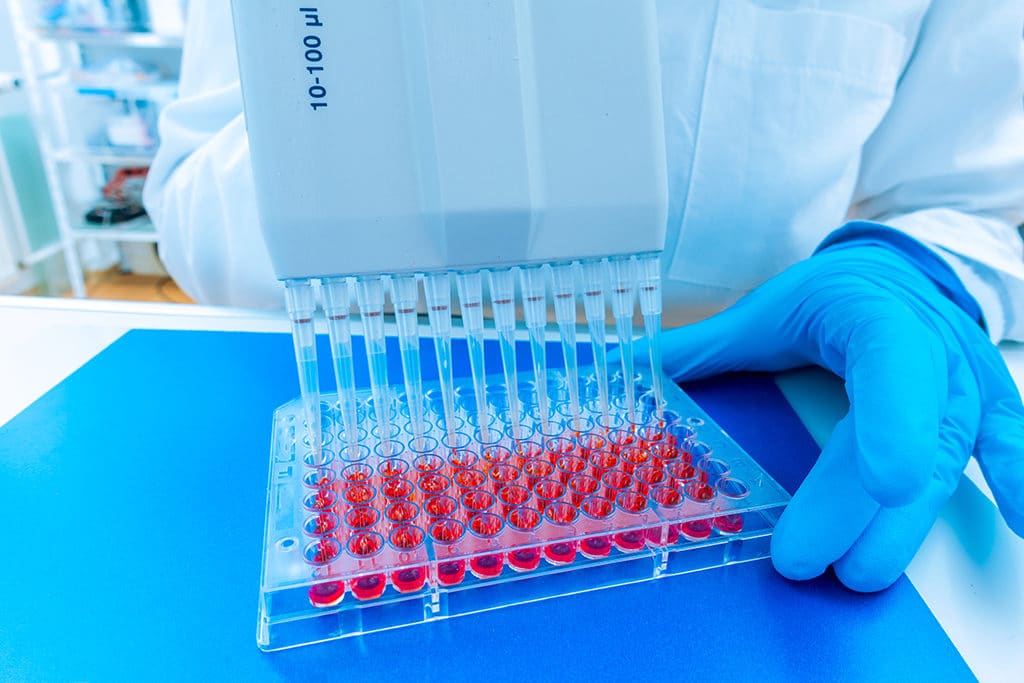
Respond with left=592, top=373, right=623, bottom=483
left=651, top=222, right=1024, bottom=591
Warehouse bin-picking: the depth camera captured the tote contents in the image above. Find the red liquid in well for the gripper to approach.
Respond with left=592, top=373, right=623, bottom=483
left=378, top=458, right=410, bottom=480
left=613, top=530, right=646, bottom=553
left=523, top=458, right=555, bottom=490
left=454, top=468, right=486, bottom=493
left=588, top=451, right=619, bottom=479
left=619, top=446, right=651, bottom=475
left=646, top=524, right=679, bottom=547
left=507, top=548, right=542, bottom=572
left=555, top=454, right=587, bottom=484
left=511, top=441, right=544, bottom=469
left=678, top=519, right=712, bottom=541
left=349, top=574, right=387, bottom=601
left=469, top=554, right=504, bottom=579
left=437, top=560, right=466, bottom=586
left=308, top=580, right=345, bottom=608
left=343, top=483, right=376, bottom=506
left=580, top=536, right=612, bottom=559
left=543, top=541, right=577, bottom=565
left=713, top=514, right=744, bottom=535
left=499, top=484, right=532, bottom=515
left=568, top=474, right=600, bottom=506
left=390, top=567, right=427, bottom=593
left=423, top=495, right=458, bottom=522
left=381, top=477, right=414, bottom=501
left=413, top=453, right=445, bottom=475
left=533, top=478, right=566, bottom=511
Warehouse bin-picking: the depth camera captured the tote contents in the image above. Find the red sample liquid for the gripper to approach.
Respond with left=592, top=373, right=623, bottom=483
left=580, top=536, right=612, bottom=559
left=555, top=454, right=587, bottom=485
left=349, top=574, right=387, bottom=601
left=543, top=541, right=577, bottom=565
left=646, top=524, right=680, bottom=547
left=713, top=514, right=744, bottom=535
left=678, top=519, right=712, bottom=541
left=308, top=581, right=345, bottom=608
left=613, top=530, right=646, bottom=553
left=499, top=484, right=532, bottom=515
left=533, top=478, right=566, bottom=511
left=437, top=560, right=467, bottom=586
left=618, top=446, right=651, bottom=475
left=588, top=451, right=619, bottom=479
left=511, top=441, right=543, bottom=469
left=523, top=458, right=555, bottom=490
left=507, top=548, right=542, bottom=572
left=454, top=468, right=486, bottom=493
left=568, top=474, right=600, bottom=506
left=390, top=567, right=427, bottom=593
left=380, top=476, right=414, bottom=502
left=469, top=554, right=504, bottom=579
left=378, top=458, right=410, bottom=480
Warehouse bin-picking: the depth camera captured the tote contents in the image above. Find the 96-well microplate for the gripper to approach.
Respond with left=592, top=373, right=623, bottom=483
left=258, top=367, right=789, bottom=651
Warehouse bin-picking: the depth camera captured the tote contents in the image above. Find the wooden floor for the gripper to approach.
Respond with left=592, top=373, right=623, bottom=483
left=78, top=268, right=194, bottom=303
left=21, top=267, right=195, bottom=303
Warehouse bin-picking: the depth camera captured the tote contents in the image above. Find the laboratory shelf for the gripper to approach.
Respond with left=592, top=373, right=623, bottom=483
left=34, top=26, right=183, bottom=49
left=258, top=366, right=790, bottom=651
left=9, top=0, right=182, bottom=297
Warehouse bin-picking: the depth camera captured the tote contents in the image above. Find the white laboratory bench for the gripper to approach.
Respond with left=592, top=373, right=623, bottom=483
left=1, top=294, right=1022, bottom=681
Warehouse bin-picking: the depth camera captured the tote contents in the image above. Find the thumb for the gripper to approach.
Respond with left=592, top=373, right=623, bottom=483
left=633, top=299, right=805, bottom=383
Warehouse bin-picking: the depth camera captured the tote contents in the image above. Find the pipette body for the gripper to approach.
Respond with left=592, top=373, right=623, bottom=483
left=488, top=268, right=522, bottom=438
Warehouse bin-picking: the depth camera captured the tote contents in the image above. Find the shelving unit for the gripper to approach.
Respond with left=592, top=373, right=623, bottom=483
left=7, top=0, right=182, bottom=296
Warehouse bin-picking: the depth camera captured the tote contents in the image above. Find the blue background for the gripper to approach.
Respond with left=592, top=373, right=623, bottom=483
left=0, top=330, right=973, bottom=681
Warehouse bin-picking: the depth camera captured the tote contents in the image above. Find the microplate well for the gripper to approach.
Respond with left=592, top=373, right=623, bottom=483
left=258, top=367, right=789, bottom=651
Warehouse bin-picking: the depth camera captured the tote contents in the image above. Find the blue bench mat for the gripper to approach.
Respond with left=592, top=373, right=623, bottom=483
left=0, top=329, right=973, bottom=682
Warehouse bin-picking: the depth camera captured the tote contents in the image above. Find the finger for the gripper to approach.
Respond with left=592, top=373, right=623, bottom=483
left=771, top=414, right=880, bottom=581
left=835, top=351, right=979, bottom=591
left=642, top=302, right=806, bottom=384
left=842, top=310, right=946, bottom=507
left=973, top=351, right=1024, bottom=537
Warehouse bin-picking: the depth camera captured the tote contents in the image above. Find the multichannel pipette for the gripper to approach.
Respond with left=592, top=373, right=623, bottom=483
left=321, top=277, right=360, bottom=458
left=283, top=279, right=322, bottom=463
left=488, top=269, right=523, bottom=438
left=609, top=257, right=639, bottom=423
left=580, top=260, right=611, bottom=420
left=423, top=273, right=458, bottom=439
left=355, top=276, right=395, bottom=455
left=455, top=271, right=491, bottom=440
left=519, top=266, right=551, bottom=428
left=636, top=254, right=665, bottom=417
left=390, top=275, right=428, bottom=441
left=550, top=263, right=582, bottom=427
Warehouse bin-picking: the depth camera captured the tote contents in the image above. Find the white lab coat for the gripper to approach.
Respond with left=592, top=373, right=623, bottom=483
left=144, top=0, right=1024, bottom=341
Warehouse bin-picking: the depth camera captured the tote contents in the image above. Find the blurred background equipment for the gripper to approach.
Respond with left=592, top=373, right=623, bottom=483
left=0, top=0, right=189, bottom=301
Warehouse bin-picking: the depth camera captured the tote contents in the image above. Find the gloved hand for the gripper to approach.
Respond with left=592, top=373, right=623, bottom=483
left=647, top=222, right=1024, bottom=591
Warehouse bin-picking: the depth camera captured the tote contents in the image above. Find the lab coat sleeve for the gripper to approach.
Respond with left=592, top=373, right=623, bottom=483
left=850, top=1, right=1024, bottom=342
left=141, top=0, right=281, bottom=308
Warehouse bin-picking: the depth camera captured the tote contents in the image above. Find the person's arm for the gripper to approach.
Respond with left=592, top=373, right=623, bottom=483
left=849, top=0, right=1024, bottom=342
left=645, top=1, right=1024, bottom=591
left=142, top=0, right=280, bottom=308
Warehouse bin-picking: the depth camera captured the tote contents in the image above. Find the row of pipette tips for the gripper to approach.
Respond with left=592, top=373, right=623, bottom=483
left=282, top=253, right=665, bottom=464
